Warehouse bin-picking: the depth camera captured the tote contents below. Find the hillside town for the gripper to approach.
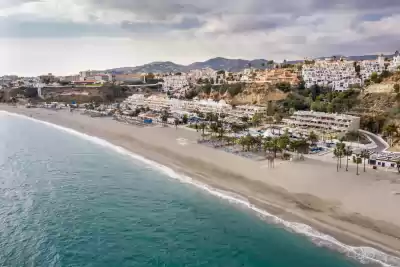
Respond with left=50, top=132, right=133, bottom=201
left=1, top=52, right=400, bottom=173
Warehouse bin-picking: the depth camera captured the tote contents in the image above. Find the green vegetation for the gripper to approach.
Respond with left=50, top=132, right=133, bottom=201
left=394, top=84, right=400, bottom=93
left=370, top=70, right=392, bottom=84
left=278, top=85, right=360, bottom=115
left=275, top=82, right=291, bottom=92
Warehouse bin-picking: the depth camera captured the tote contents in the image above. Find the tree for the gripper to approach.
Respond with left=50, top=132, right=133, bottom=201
left=278, top=134, right=290, bottom=153
left=370, top=72, right=380, bottom=83
left=200, top=123, right=206, bottom=139
left=252, top=113, right=262, bottom=126
left=273, top=113, right=282, bottom=124
left=308, top=131, right=318, bottom=146
left=335, top=141, right=346, bottom=170
left=397, top=160, right=400, bottom=174
left=146, top=73, right=155, bottom=80
left=394, top=84, right=400, bottom=93
left=161, top=110, right=169, bottom=126
left=174, top=118, right=179, bottom=129
left=383, top=123, right=398, bottom=147
left=276, top=82, right=291, bottom=92
left=182, top=114, right=188, bottom=124
left=355, top=155, right=362, bottom=175
left=241, top=116, right=249, bottom=123
left=360, top=149, right=370, bottom=172
left=344, top=146, right=352, bottom=171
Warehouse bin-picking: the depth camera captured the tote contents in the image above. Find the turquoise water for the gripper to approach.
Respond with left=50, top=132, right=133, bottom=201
left=0, top=114, right=366, bottom=266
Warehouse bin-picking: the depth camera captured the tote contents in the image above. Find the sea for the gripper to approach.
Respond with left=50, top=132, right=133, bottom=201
left=0, top=111, right=397, bottom=267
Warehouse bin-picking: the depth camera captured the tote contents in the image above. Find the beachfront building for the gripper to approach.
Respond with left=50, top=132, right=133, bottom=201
left=123, top=94, right=265, bottom=118
left=283, top=111, right=360, bottom=133
left=231, top=105, right=267, bottom=118
left=368, top=152, right=400, bottom=171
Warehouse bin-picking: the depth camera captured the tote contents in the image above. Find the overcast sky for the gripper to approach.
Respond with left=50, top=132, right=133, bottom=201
left=1, top=0, right=400, bottom=76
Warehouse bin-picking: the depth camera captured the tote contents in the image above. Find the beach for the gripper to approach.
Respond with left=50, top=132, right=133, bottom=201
left=2, top=105, right=400, bottom=263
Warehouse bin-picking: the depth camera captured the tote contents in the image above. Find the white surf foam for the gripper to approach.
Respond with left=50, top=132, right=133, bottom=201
left=2, top=110, right=400, bottom=267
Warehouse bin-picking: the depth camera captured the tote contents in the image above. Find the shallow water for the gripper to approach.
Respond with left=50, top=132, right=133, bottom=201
left=0, top=114, right=371, bottom=266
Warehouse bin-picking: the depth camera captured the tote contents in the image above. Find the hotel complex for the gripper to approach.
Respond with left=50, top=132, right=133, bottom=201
left=283, top=111, right=360, bottom=133
left=123, top=94, right=267, bottom=118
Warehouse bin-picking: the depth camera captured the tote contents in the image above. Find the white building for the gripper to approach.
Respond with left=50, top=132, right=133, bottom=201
left=389, top=51, right=400, bottom=72
left=123, top=94, right=265, bottom=118
left=302, top=56, right=385, bottom=91
left=359, top=55, right=385, bottom=81
left=302, top=59, right=361, bottom=91
left=162, top=74, right=189, bottom=92
left=283, top=111, right=360, bottom=133
left=79, top=70, right=105, bottom=79
left=187, top=68, right=217, bottom=84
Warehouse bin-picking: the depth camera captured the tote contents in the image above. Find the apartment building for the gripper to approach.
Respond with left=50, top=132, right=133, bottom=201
left=187, top=68, right=217, bottom=83
left=389, top=51, right=400, bottom=71
left=283, top=111, right=360, bottom=133
left=123, top=94, right=264, bottom=117
left=302, top=60, right=361, bottom=91
left=302, top=56, right=385, bottom=91
left=162, top=74, right=189, bottom=92
left=359, top=56, right=385, bottom=81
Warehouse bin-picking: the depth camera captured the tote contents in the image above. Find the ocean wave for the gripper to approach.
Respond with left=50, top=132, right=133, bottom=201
left=1, top=110, right=400, bottom=267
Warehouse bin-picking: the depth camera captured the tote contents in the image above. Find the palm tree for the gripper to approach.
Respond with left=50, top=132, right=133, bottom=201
left=397, top=160, right=400, bottom=174
left=271, top=137, right=280, bottom=158
left=360, top=149, right=370, bottom=172
left=308, top=131, right=318, bottom=146
left=355, top=154, right=362, bottom=175
left=244, top=134, right=253, bottom=151
left=344, top=146, right=352, bottom=171
left=174, top=118, right=179, bottom=129
left=252, top=113, right=262, bottom=127
left=278, top=134, right=290, bottom=153
left=263, top=137, right=272, bottom=156
left=383, top=123, right=398, bottom=147
left=333, top=148, right=340, bottom=172
left=238, top=136, right=247, bottom=151
left=210, top=122, right=219, bottom=137
left=218, top=126, right=226, bottom=140
left=336, top=141, right=346, bottom=169
left=161, top=109, right=169, bottom=126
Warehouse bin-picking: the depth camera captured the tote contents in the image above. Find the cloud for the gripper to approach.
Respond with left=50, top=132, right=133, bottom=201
left=1, top=0, right=400, bottom=75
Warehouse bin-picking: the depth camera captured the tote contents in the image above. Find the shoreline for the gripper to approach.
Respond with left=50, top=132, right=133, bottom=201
left=1, top=106, right=400, bottom=266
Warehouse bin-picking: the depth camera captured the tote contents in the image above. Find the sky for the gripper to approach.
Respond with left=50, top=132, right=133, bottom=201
left=0, top=0, right=400, bottom=76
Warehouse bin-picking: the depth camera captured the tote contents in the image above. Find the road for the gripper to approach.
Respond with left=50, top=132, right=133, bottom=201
left=359, top=130, right=389, bottom=152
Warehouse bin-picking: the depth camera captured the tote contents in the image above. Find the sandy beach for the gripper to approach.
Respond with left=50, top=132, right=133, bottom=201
left=2, top=105, right=400, bottom=264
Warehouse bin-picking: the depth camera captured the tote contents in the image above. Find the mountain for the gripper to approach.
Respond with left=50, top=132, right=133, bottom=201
left=186, top=57, right=271, bottom=72
left=107, top=57, right=272, bottom=74
left=107, top=61, right=185, bottom=74
left=106, top=53, right=397, bottom=74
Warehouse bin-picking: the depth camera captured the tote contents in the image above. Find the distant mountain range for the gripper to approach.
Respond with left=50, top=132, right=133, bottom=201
left=107, top=54, right=395, bottom=74
left=107, top=57, right=272, bottom=74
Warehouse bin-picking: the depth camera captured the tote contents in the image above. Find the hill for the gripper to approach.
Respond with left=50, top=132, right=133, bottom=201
left=107, top=57, right=275, bottom=74
left=107, top=61, right=185, bottom=74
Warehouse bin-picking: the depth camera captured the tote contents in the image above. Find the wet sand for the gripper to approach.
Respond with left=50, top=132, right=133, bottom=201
left=2, top=105, right=400, bottom=264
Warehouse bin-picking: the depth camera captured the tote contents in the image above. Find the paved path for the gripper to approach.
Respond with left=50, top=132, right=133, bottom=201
left=360, top=130, right=389, bottom=152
